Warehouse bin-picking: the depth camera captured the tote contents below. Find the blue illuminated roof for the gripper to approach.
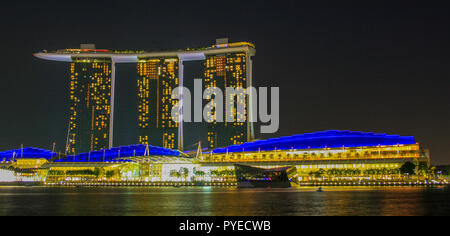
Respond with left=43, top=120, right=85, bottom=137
left=212, top=130, right=417, bottom=154
left=0, top=147, right=57, bottom=162
left=55, top=144, right=182, bottom=163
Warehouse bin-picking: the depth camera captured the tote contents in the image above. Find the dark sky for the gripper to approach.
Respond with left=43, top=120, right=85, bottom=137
left=0, top=1, right=449, bottom=165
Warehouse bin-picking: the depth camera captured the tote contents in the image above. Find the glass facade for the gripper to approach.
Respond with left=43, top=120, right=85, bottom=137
left=137, top=58, right=179, bottom=149
left=202, top=144, right=424, bottom=163
left=67, top=58, right=112, bottom=154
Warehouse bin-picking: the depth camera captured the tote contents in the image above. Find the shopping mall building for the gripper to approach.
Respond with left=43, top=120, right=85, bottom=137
left=0, top=130, right=434, bottom=186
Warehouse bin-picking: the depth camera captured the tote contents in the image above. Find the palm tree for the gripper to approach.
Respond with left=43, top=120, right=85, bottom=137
left=170, top=170, right=181, bottom=180
left=312, top=169, right=326, bottom=179
left=181, top=168, right=189, bottom=181
left=195, top=170, right=205, bottom=182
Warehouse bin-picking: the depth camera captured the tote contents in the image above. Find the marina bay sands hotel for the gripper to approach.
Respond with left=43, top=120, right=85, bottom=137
left=34, top=39, right=256, bottom=155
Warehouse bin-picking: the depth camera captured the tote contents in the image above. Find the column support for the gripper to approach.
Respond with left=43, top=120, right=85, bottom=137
left=109, top=60, right=116, bottom=149
left=246, top=53, right=255, bottom=142
left=178, top=60, right=184, bottom=151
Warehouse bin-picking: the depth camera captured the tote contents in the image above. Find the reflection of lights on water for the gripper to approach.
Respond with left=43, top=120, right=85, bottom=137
left=202, top=186, right=212, bottom=192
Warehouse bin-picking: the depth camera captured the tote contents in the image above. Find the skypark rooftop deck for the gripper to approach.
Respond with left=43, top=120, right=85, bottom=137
left=34, top=42, right=256, bottom=63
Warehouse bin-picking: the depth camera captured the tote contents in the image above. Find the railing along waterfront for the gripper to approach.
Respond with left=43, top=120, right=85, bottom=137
left=200, top=152, right=424, bottom=163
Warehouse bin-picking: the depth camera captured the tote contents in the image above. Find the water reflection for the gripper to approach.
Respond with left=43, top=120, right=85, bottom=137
left=0, top=186, right=448, bottom=216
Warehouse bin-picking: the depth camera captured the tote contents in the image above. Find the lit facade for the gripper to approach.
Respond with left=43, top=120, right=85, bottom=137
left=67, top=58, right=112, bottom=154
left=199, top=130, right=431, bottom=181
left=44, top=144, right=197, bottom=183
left=0, top=147, right=57, bottom=182
left=204, top=52, right=249, bottom=149
left=201, top=143, right=426, bottom=177
left=137, top=58, right=179, bottom=149
left=1, top=130, right=446, bottom=186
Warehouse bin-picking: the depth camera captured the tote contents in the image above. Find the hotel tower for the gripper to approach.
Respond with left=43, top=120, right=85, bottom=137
left=67, top=57, right=113, bottom=154
left=204, top=50, right=250, bottom=149
left=137, top=57, right=180, bottom=149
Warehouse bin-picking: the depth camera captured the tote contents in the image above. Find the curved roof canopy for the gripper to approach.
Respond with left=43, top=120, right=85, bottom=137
left=212, top=130, right=417, bottom=154
left=0, top=147, right=57, bottom=162
left=55, top=144, right=185, bottom=163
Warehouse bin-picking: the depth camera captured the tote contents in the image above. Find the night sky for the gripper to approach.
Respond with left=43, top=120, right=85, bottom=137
left=1, top=1, right=449, bottom=165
